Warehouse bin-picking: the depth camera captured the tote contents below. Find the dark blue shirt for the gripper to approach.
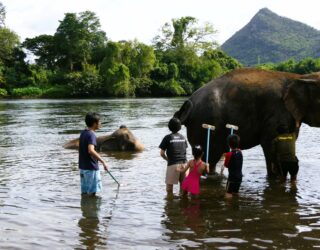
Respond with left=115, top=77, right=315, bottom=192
left=79, top=129, right=99, bottom=170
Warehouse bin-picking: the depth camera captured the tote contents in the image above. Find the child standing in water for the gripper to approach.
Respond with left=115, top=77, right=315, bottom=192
left=224, top=134, right=243, bottom=199
left=79, top=112, right=109, bottom=196
left=179, top=145, right=209, bottom=197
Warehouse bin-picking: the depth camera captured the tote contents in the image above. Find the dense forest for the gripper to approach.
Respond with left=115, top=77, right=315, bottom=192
left=0, top=3, right=240, bottom=98
left=0, top=3, right=320, bottom=98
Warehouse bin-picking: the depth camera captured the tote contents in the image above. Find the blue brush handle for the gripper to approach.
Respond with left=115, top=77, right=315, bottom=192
left=206, top=128, right=210, bottom=163
left=229, top=128, right=234, bottom=152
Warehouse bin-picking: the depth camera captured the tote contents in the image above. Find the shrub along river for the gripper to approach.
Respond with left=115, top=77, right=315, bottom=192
left=0, top=99, right=320, bottom=249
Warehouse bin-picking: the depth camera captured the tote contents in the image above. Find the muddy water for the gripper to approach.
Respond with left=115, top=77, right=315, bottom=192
left=0, top=99, right=319, bottom=249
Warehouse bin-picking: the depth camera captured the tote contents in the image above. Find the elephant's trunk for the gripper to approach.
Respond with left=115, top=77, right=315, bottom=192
left=174, top=99, right=193, bottom=124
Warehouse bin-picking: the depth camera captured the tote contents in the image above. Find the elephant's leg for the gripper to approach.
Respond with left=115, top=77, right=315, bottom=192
left=261, top=142, right=276, bottom=178
left=208, top=146, right=225, bottom=174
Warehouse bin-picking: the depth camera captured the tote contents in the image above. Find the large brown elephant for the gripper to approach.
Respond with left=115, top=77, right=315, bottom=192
left=63, top=126, right=144, bottom=152
left=174, top=68, right=320, bottom=176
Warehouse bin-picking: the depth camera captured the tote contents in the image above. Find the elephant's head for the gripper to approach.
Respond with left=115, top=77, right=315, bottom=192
left=98, top=125, right=144, bottom=152
left=63, top=125, right=144, bottom=152
left=283, top=78, right=320, bottom=127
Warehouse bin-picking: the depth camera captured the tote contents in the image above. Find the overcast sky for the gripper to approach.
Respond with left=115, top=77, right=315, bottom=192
left=2, top=0, right=320, bottom=45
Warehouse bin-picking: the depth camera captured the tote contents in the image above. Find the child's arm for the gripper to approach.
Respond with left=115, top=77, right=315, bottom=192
left=160, top=149, right=168, bottom=162
left=199, top=163, right=210, bottom=174
left=220, top=153, right=226, bottom=175
left=177, top=161, right=191, bottom=173
left=205, top=163, right=210, bottom=173
left=88, top=144, right=108, bottom=170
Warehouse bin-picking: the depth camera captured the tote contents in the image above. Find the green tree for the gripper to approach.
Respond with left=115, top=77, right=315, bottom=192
left=0, top=2, right=5, bottom=27
left=274, top=58, right=296, bottom=72
left=125, top=40, right=155, bottom=78
left=203, top=49, right=241, bottom=71
left=65, top=64, right=101, bottom=97
left=0, top=27, right=20, bottom=64
left=99, top=42, right=134, bottom=97
left=293, top=58, right=319, bottom=74
left=23, top=35, right=56, bottom=69
left=153, top=16, right=217, bottom=53
left=100, top=60, right=133, bottom=97
left=25, top=11, right=107, bottom=72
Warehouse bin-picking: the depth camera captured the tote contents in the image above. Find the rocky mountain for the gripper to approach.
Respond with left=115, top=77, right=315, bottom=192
left=221, top=8, right=320, bottom=65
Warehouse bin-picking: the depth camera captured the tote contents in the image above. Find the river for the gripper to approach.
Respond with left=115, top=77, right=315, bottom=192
left=0, top=99, right=319, bottom=249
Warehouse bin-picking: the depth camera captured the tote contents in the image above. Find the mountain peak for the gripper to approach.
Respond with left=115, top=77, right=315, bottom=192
left=256, top=7, right=274, bottom=15
left=256, top=7, right=276, bottom=15
left=221, top=9, right=320, bottom=65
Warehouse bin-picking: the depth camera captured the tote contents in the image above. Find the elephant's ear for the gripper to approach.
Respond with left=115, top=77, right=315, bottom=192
left=283, top=79, right=314, bottom=121
left=174, top=100, right=193, bottom=124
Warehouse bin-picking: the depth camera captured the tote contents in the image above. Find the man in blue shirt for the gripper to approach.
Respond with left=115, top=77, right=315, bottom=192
left=79, top=112, right=108, bottom=196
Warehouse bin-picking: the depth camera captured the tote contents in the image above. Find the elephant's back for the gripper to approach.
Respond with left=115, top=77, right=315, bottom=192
left=195, top=68, right=300, bottom=94
left=189, top=67, right=303, bottom=108
left=219, top=68, right=300, bottom=85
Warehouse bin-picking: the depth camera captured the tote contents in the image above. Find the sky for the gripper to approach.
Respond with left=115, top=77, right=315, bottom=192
left=2, top=0, right=320, bottom=45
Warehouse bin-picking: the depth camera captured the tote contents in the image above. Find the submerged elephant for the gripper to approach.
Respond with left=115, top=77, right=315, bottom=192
left=174, top=68, right=320, bottom=176
left=63, top=125, right=144, bottom=152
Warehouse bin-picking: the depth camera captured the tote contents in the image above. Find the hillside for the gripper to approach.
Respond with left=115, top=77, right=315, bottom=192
left=221, top=8, right=320, bottom=65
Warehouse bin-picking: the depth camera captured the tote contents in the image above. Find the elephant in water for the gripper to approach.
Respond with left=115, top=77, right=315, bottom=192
left=63, top=125, right=144, bottom=152
left=174, top=68, right=320, bottom=176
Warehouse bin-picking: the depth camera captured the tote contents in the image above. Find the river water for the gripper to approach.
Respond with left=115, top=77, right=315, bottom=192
left=0, top=99, right=319, bottom=249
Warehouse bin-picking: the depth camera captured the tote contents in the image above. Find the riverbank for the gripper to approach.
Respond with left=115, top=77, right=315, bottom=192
left=0, top=85, right=193, bottom=99
left=0, top=86, right=70, bottom=99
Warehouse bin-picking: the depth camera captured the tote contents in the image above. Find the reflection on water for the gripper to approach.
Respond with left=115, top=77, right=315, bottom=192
left=162, top=180, right=319, bottom=249
left=79, top=196, right=104, bottom=249
left=105, top=151, right=140, bottom=161
left=0, top=99, right=320, bottom=249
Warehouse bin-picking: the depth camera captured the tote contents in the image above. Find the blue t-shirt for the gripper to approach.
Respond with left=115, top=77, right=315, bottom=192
left=79, top=129, right=99, bottom=170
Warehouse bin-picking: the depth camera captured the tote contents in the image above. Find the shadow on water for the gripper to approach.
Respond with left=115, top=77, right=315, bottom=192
left=78, top=195, right=105, bottom=249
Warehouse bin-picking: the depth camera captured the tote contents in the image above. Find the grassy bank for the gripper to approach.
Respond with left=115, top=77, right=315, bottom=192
left=0, top=86, right=73, bottom=99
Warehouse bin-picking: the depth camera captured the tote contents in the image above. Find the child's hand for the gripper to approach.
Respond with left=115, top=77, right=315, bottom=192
left=220, top=165, right=224, bottom=175
left=102, top=161, right=108, bottom=171
left=176, top=165, right=185, bottom=172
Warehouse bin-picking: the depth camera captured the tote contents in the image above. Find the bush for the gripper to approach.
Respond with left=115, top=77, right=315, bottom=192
left=180, top=80, right=194, bottom=95
left=12, top=87, right=43, bottom=98
left=65, top=68, right=102, bottom=97
left=132, top=77, right=154, bottom=97
left=41, top=85, right=72, bottom=98
left=100, top=63, right=134, bottom=97
left=151, top=79, right=186, bottom=96
left=0, top=88, right=8, bottom=97
left=30, top=66, right=52, bottom=86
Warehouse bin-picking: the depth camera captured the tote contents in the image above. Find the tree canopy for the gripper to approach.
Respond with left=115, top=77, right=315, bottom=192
left=0, top=3, right=243, bottom=98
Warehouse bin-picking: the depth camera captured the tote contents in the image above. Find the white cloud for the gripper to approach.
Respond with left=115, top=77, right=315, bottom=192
left=2, top=0, right=320, bottom=45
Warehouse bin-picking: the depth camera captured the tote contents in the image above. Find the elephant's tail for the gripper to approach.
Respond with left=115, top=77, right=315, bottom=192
left=174, top=99, right=193, bottom=125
